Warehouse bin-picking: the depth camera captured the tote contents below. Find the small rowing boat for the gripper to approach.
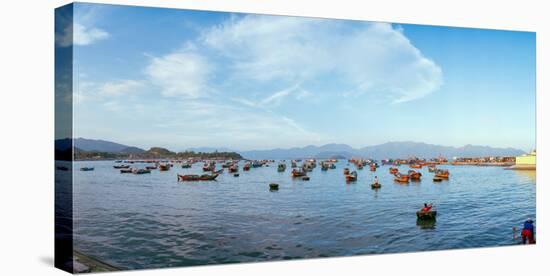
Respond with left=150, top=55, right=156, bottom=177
left=177, top=173, right=219, bottom=181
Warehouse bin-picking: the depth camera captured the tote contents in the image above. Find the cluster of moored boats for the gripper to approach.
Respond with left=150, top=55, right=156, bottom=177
left=83, top=158, right=451, bottom=187
left=387, top=163, right=449, bottom=183
left=75, top=158, right=453, bottom=222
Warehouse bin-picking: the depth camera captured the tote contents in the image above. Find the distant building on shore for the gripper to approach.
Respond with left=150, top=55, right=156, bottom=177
left=512, top=150, right=536, bottom=170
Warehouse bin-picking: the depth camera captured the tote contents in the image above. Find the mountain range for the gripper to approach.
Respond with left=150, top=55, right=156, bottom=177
left=56, top=138, right=525, bottom=160
left=239, top=141, right=525, bottom=160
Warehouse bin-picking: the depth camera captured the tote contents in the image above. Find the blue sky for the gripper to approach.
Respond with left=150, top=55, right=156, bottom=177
left=62, top=3, right=536, bottom=151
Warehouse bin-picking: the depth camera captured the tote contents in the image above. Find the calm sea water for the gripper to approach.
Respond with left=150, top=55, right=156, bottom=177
left=69, top=160, right=536, bottom=270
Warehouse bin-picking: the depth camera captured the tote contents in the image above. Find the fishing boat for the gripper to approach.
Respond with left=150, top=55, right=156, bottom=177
left=243, top=163, right=251, bottom=171
left=433, top=177, right=443, bottom=182
left=408, top=170, right=422, bottom=181
left=389, top=167, right=398, bottom=174
left=428, top=165, right=436, bottom=173
left=181, top=162, right=192, bottom=168
left=120, top=168, right=133, bottom=173
left=416, top=210, right=437, bottom=220
left=202, top=163, right=214, bottom=172
left=159, top=164, right=170, bottom=171
left=343, top=168, right=350, bottom=175
left=371, top=183, right=382, bottom=189
left=291, top=160, right=297, bottom=168
left=394, top=173, right=410, bottom=183
left=277, top=162, right=286, bottom=172
left=302, top=176, right=310, bottom=181
left=80, top=167, right=94, bottom=171
left=269, top=183, right=279, bottom=190
left=370, top=164, right=376, bottom=172
left=114, top=165, right=130, bottom=169
left=228, top=165, right=239, bottom=173
left=132, top=168, right=151, bottom=174
left=435, top=169, right=449, bottom=179
left=357, top=163, right=364, bottom=170
left=146, top=165, right=157, bottom=170
left=345, top=171, right=358, bottom=182
left=410, top=164, right=422, bottom=169
left=177, top=173, right=219, bottom=181
left=291, top=169, right=306, bottom=177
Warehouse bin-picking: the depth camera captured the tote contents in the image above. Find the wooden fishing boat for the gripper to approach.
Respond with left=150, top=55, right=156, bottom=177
left=408, top=170, right=422, bottom=180
left=433, top=177, right=443, bottom=182
left=228, top=165, right=239, bottom=173
left=243, top=163, right=251, bottom=171
left=357, top=164, right=364, bottom=170
left=202, top=164, right=213, bottom=172
left=114, top=165, right=130, bottom=169
left=435, top=169, right=449, bottom=179
left=233, top=173, right=239, bottom=177
left=181, top=163, right=192, bottom=168
left=394, top=173, right=410, bottom=183
left=120, top=168, right=133, bottom=173
left=269, top=183, right=279, bottom=190
left=132, top=168, right=151, bottom=174
left=428, top=165, right=436, bottom=173
left=371, top=183, right=382, bottom=189
left=410, top=164, right=422, bottom=169
left=416, top=210, right=437, bottom=220
left=389, top=167, right=399, bottom=174
left=159, top=164, right=170, bottom=171
left=80, top=167, right=94, bottom=171
left=302, top=176, right=310, bottom=181
left=291, top=169, right=306, bottom=177
left=177, top=173, right=219, bottom=181
left=346, top=171, right=358, bottom=182
left=343, top=168, right=350, bottom=175
left=277, top=163, right=286, bottom=172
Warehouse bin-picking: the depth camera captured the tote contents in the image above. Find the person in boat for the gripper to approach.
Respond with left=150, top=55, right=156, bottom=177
left=421, top=203, right=432, bottom=213
left=373, top=176, right=379, bottom=184
left=521, top=218, right=535, bottom=244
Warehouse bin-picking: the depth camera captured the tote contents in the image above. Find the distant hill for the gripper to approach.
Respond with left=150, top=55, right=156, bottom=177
left=240, top=141, right=525, bottom=159
left=73, top=138, right=145, bottom=153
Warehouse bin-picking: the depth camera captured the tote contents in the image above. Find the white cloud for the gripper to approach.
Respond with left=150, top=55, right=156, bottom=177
left=57, top=22, right=109, bottom=47
left=73, top=23, right=109, bottom=46
left=97, top=79, right=143, bottom=96
left=145, top=49, right=211, bottom=98
left=74, top=79, right=144, bottom=104
left=201, top=16, right=442, bottom=103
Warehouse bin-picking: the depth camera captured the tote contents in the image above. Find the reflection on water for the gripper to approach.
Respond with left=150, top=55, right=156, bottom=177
left=71, top=161, right=536, bottom=270
left=514, top=170, right=536, bottom=182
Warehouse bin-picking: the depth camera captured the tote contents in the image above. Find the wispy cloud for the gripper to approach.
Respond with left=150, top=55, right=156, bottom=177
left=72, top=23, right=109, bottom=46
left=56, top=5, right=110, bottom=47
left=201, top=16, right=442, bottom=103
left=145, top=46, right=211, bottom=98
